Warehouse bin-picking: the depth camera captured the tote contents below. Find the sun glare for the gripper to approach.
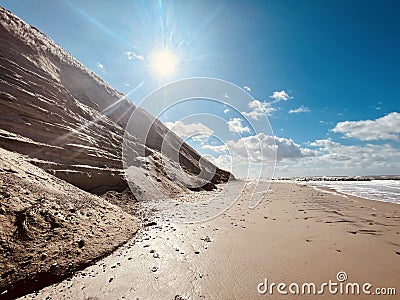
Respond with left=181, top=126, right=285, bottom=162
left=151, top=50, right=179, bottom=77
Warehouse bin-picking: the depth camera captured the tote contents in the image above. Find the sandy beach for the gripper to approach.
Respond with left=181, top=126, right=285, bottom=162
left=19, top=181, right=400, bottom=299
left=1, top=2, right=399, bottom=300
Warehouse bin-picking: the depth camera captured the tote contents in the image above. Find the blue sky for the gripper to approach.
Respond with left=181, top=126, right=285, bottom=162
left=1, top=0, right=399, bottom=177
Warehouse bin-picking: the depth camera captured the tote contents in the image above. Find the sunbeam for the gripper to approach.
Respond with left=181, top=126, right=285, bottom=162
left=65, top=0, right=134, bottom=49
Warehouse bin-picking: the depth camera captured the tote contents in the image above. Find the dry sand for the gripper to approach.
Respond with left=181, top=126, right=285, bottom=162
left=19, top=181, right=400, bottom=299
left=0, top=148, right=139, bottom=299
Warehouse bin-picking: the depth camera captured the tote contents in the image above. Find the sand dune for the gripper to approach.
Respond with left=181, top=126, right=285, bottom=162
left=0, top=5, right=230, bottom=195
left=0, top=148, right=139, bottom=299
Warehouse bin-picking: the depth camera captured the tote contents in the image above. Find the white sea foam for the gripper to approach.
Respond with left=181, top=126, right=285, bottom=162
left=306, top=180, right=400, bottom=205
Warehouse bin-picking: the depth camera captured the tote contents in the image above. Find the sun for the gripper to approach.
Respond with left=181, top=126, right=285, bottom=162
left=151, top=50, right=179, bottom=77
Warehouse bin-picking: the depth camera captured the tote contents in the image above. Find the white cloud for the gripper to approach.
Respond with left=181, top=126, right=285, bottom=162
left=205, top=134, right=400, bottom=178
left=270, top=90, right=292, bottom=102
left=203, top=154, right=233, bottom=173
left=213, top=155, right=232, bottom=172
left=201, top=134, right=314, bottom=178
left=97, top=62, right=105, bottom=73
left=332, top=112, right=400, bottom=141
left=309, top=139, right=341, bottom=150
left=165, top=121, right=213, bottom=140
left=272, top=137, right=400, bottom=177
left=211, top=133, right=314, bottom=163
left=202, top=144, right=228, bottom=153
left=243, top=86, right=251, bottom=91
left=289, top=105, right=310, bottom=114
left=223, top=108, right=229, bottom=114
left=227, top=118, right=250, bottom=134
left=225, top=135, right=274, bottom=162
left=239, top=91, right=291, bottom=120
left=307, top=138, right=400, bottom=172
left=242, top=100, right=275, bottom=120
left=124, top=51, right=144, bottom=61
left=319, top=120, right=329, bottom=126
left=257, top=134, right=314, bottom=161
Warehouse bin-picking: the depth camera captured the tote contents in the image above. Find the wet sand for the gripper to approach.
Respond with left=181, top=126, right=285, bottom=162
left=20, top=182, right=400, bottom=299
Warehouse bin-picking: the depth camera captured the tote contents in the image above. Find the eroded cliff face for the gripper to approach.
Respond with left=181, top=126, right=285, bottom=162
left=0, top=7, right=131, bottom=193
left=0, top=147, right=140, bottom=299
left=0, top=6, right=231, bottom=196
left=0, top=5, right=232, bottom=298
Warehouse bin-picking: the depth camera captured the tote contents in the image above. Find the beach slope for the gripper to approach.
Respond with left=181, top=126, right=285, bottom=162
left=22, top=182, right=400, bottom=299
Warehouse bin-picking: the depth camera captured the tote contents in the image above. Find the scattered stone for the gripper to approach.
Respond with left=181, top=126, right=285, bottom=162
left=144, top=221, right=157, bottom=227
left=78, top=240, right=85, bottom=248
left=201, top=236, right=211, bottom=243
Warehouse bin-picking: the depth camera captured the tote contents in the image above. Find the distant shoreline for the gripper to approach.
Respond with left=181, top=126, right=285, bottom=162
left=275, top=175, right=400, bottom=181
left=301, top=179, right=400, bottom=206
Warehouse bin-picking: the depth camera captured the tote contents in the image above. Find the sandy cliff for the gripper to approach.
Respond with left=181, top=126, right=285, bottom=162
left=0, top=6, right=230, bottom=195
left=0, top=6, right=231, bottom=298
left=0, top=148, right=139, bottom=299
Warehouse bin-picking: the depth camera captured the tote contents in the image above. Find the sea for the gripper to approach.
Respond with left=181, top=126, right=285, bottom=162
left=306, top=180, right=400, bottom=205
